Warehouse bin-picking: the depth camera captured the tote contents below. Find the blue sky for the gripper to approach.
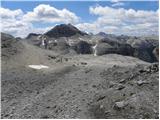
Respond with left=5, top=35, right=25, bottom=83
left=2, top=1, right=159, bottom=22
left=0, top=1, right=159, bottom=37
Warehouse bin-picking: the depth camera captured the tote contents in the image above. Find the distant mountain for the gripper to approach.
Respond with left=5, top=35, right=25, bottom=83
left=26, top=33, right=41, bottom=39
left=96, top=32, right=117, bottom=38
left=44, top=23, right=88, bottom=38
left=96, top=32, right=107, bottom=37
left=21, top=23, right=159, bottom=63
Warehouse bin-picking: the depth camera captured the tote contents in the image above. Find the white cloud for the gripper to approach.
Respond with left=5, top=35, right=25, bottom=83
left=0, top=7, right=23, bottom=20
left=76, top=5, right=158, bottom=36
left=0, top=4, right=158, bottom=37
left=111, top=0, right=120, bottom=3
left=0, top=4, right=80, bottom=37
left=23, top=4, right=79, bottom=24
left=111, top=0, right=125, bottom=7
left=0, top=7, right=32, bottom=37
left=112, top=2, right=125, bottom=7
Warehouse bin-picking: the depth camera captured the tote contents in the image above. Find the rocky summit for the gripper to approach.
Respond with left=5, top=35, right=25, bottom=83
left=44, top=23, right=87, bottom=38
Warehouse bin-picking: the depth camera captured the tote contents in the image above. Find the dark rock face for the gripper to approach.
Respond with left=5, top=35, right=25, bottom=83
left=45, top=24, right=87, bottom=38
left=96, top=37, right=158, bottom=63
left=95, top=38, right=134, bottom=56
left=48, top=41, right=70, bottom=54
left=95, top=43, right=113, bottom=56
left=131, top=40, right=158, bottom=63
left=26, top=33, right=41, bottom=39
left=133, top=47, right=156, bottom=63
left=72, top=41, right=92, bottom=54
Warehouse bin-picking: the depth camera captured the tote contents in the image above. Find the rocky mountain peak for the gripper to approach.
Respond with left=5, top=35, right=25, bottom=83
left=44, top=23, right=87, bottom=38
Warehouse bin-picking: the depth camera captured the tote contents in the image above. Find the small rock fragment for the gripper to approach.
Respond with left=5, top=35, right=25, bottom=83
left=100, top=105, right=104, bottom=109
left=97, top=95, right=106, bottom=101
left=81, top=62, right=87, bottom=65
left=119, top=79, right=126, bottom=83
left=41, top=115, right=50, bottom=119
left=136, top=80, right=148, bottom=86
left=92, top=84, right=97, bottom=88
left=104, top=111, right=110, bottom=114
left=114, top=101, right=127, bottom=110
left=116, top=84, right=125, bottom=90
left=46, top=106, right=50, bottom=109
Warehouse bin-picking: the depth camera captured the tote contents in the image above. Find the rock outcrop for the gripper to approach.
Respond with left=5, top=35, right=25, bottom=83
left=72, top=41, right=92, bottom=54
left=94, top=38, right=134, bottom=56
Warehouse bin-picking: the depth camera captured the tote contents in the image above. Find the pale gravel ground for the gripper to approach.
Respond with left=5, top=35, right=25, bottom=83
left=1, top=41, right=158, bottom=119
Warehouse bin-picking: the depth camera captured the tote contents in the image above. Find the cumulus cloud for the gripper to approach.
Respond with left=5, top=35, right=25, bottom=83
left=111, top=2, right=125, bottom=7
left=0, top=7, right=32, bottom=37
left=111, top=0, right=120, bottom=3
left=0, top=4, right=80, bottom=37
left=76, top=5, right=158, bottom=36
left=0, top=4, right=158, bottom=37
left=23, top=4, right=79, bottom=24
left=110, top=0, right=125, bottom=7
left=0, top=7, right=23, bottom=20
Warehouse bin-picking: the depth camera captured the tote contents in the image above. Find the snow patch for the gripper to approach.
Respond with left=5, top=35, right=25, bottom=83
left=41, top=40, right=45, bottom=46
left=79, top=37, right=83, bottom=40
left=92, top=44, right=98, bottom=56
left=28, top=65, right=49, bottom=69
left=48, top=40, right=52, bottom=44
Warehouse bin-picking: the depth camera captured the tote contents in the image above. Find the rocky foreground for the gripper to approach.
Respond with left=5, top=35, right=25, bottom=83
left=1, top=32, right=159, bottom=119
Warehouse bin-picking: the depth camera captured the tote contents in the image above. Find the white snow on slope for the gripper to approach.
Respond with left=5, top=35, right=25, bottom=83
left=28, top=65, right=49, bottom=69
